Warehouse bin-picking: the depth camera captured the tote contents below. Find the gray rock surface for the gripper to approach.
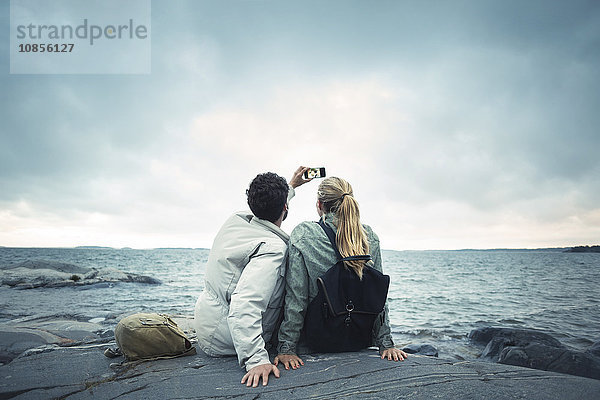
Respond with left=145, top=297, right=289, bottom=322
left=1, top=319, right=600, bottom=399
left=0, top=317, right=108, bottom=364
left=0, top=260, right=161, bottom=288
left=2, top=345, right=600, bottom=399
left=469, top=327, right=600, bottom=380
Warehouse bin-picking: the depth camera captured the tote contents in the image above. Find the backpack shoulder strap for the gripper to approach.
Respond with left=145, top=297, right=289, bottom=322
left=318, top=218, right=342, bottom=260
left=317, top=218, right=372, bottom=262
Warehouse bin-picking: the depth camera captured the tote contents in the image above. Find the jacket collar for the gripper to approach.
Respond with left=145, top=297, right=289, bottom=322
left=250, top=216, right=290, bottom=243
left=322, top=212, right=338, bottom=229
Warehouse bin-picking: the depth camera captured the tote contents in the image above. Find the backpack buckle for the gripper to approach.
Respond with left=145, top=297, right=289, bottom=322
left=345, top=301, right=354, bottom=326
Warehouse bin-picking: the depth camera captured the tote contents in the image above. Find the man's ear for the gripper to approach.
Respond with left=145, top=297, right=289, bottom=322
left=279, top=202, right=289, bottom=224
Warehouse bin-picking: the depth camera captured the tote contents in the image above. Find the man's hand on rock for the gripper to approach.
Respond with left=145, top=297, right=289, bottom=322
left=241, top=363, right=280, bottom=387
left=274, top=353, right=304, bottom=370
left=380, top=347, right=408, bottom=361
left=289, top=166, right=311, bottom=189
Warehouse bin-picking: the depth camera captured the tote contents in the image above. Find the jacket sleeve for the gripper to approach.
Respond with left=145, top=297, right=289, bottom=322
left=369, top=231, right=395, bottom=350
left=287, top=186, right=295, bottom=203
left=228, top=241, right=286, bottom=371
left=277, top=241, right=309, bottom=355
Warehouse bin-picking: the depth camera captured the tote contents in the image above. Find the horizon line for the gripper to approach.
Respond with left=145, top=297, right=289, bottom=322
left=1, top=245, right=597, bottom=252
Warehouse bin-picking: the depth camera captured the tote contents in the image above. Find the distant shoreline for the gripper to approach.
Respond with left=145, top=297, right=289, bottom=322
left=564, top=245, right=600, bottom=253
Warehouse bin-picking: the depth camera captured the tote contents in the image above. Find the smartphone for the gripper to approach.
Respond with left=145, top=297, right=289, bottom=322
left=303, top=167, right=326, bottom=179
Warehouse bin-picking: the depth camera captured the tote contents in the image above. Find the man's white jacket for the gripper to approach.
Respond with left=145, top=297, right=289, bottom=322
left=194, top=191, right=293, bottom=371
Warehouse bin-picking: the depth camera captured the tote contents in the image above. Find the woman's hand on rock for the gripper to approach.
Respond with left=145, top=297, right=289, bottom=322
left=380, top=347, right=408, bottom=361
left=274, top=353, right=304, bottom=370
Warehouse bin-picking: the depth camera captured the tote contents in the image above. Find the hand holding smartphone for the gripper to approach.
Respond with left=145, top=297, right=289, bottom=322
left=303, top=167, right=326, bottom=180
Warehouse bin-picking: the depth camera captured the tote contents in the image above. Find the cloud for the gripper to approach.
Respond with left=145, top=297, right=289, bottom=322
left=1, top=0, right=599, bottom=249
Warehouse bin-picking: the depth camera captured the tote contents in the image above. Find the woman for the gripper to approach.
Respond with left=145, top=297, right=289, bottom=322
left=275, top=177, right=407, bottom=370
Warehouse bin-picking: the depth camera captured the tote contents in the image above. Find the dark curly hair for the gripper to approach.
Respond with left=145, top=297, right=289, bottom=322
left=246, top=172, right=289, bottom=223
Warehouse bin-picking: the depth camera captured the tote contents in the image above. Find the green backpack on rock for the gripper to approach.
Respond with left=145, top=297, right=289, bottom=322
left=109, top=313, right=196, bottom=362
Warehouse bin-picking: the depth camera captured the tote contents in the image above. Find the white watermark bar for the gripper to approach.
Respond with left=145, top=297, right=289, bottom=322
left=10, top=0, right=151, bottom=74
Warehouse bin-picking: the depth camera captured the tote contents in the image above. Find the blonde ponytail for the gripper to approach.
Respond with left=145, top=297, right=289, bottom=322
left=318, top=177, right=369, bottom=279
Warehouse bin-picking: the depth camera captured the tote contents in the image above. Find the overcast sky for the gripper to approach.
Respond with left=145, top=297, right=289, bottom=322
left=1, top=0, right=599, bottom=250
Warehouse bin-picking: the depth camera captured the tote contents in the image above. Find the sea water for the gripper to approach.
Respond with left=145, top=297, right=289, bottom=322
left=0, top=247, right=598, bottom=359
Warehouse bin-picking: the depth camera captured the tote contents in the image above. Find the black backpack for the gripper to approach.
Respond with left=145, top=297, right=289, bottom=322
left=303, top=219, right=390, bottom=352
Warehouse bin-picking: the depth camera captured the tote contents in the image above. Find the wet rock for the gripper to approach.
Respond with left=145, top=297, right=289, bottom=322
left=124, top=274, right=162, bottom=285
left=469, top=327, right=563, bottom=359
left=402, top=343, right=438, bottom=357
left=499, top=343, right=600, bottom=380
left=588, top=341, right=600, bottom=357
left=469, top=326, right=600, bottom=380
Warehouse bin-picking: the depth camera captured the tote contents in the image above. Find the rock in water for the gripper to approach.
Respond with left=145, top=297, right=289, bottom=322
left=499, top=343, right=600, bottom=380
left=0, top=259, right=161, bottom=288
left=0, top=260, right=90, bottom=274
left=402, top=343, right=439, bottom=357
left=468, top=327, right=563, bottom=357
left=588, top=341, right=600, bottom=357
left=469, top=326, right=600, bottom=380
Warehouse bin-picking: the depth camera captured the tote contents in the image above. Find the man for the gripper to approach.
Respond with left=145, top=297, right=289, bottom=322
left=194, top=167, right=310, bottom=387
